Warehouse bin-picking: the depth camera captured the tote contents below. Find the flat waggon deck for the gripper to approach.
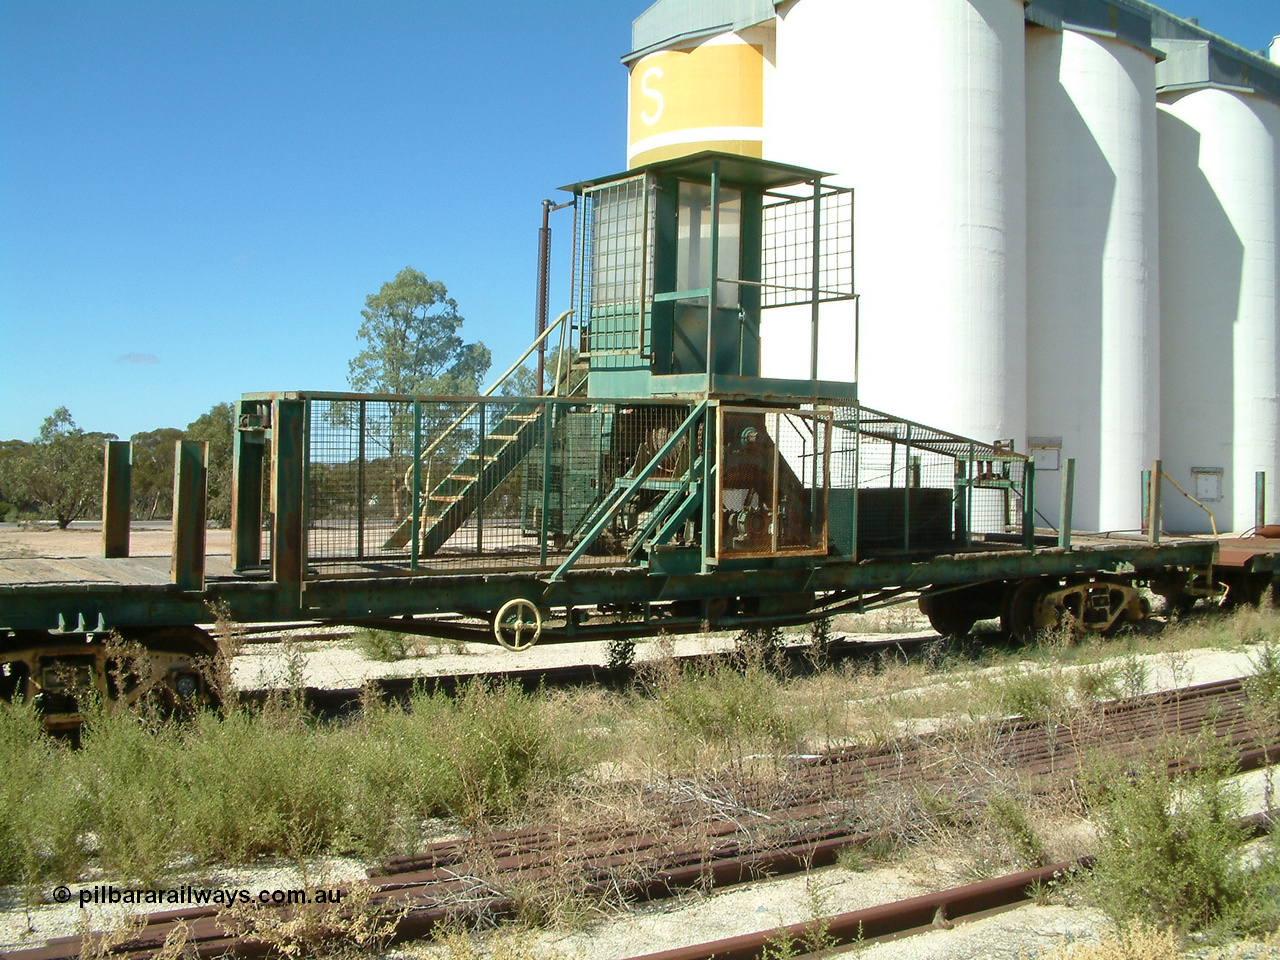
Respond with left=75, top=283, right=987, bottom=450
left=0, top=535, right=1218, bottom=639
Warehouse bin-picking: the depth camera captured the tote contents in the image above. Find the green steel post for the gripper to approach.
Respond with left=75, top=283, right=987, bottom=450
left=171, top=440, right=208, bottom=591
left=810, top=415, right=820, bottom=550
left=702, top=403, right=716, bottom=570
left=302, top=400, right=312, bottom=566
left=1058, top=458, right=1075, bottom=551
left=1023, top=460, right=1036, bottom=551
left=231, top=400, right=265, bottom=571
left=902, top=425, right=913, bottom=551
left=965, top=443, right=975, bottom=547
left=540, top=399, right=553, bottom=565
left=1149, top=459, right=1163, bottom=544
left=851, top=406, right=860, bottom=560
left=272, top=399, right=305, bottom=611
left=357, top=402, right=366, bottom=560
left=1257, top=471, right=1267, bottom=530
left=706, top=161, right=721, bottom=378
left=102, top=440, right=131, bottom=559
left=476, top=402, right=485, bottom=555
left=411, top=400, right=421, bottom=570
left=1141, top=469, right=1151, bottom=535
left=810, top=179, right=821, bottom=383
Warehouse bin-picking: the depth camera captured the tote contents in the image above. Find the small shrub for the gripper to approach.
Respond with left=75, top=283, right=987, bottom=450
left=1073, top=663, right=1122, bottom=704
left=408, top=681, right=587, bottom=823
left=735, top=626, right=786, bottom=672
left=606, top=638, right=636, bottom=672
left=1118, top=656, right=1149, bottom=699
left=649, top=660, right=800, bottom=765
left=984, top=792, right=1046, bottom=868
left=1245, top=641, right=1280, bottom=719
left=0, top=698, right=86, bottom=884
left=1087, top=758, right=1278, bottom=935
left=352, top=628, right=415, bottom=662
left=990, top=668, right=1070, bottom=723
left=75, top=707, right=187, bottom=882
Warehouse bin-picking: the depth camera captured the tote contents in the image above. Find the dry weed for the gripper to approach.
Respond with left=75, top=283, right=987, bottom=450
left=205, top=599, right=244, bottom=703
left=76, top=913, right=147, bottom=960
left=219, top=880, right=406, bottom=960
left=424, top=922, right=573, bottom=959
left=1031, top=921, right=1180, bottom=960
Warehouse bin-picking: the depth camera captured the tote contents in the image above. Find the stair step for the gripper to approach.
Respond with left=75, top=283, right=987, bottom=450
left=507, top=413, right=540, bottom=422
left=430, top=495, right=466, bottom=504
left=488, top=434, right=519, bottom=442
left=447, top=475, right=478, bottom=483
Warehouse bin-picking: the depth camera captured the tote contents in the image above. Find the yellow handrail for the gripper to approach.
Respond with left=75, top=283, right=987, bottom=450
left=1159, top=470, right=1219, bottom=538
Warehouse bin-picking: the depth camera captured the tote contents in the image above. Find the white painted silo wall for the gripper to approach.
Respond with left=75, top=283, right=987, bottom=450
left=762, top=0, right=1027, bottom=447
left=1158, top=89, right=1280, bottom=533
left=1025, top=27, right=1160, bottom=532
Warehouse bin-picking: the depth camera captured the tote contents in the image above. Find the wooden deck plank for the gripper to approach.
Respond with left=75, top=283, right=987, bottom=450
left=0, top=554, right=238, bottom=587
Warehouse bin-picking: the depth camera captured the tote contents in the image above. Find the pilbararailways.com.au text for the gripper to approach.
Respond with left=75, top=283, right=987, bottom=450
left=57, top=885, right=345, bottom=908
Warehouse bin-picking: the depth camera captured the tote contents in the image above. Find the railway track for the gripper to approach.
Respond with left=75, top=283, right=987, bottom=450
left=231, top=627, right=944, bottom=715
left=8, top=677, right=1277, bottom=960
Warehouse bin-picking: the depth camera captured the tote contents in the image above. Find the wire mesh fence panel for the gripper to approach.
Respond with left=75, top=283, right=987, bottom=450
left=826, top=406, right=1029, bottom=558
left=298, top=396, right=694, bottom=576
left=717, top=406, right=830, bottom=559
left=579, top=175, right=653, bottom=358
left=761, top=187, right=855, bottom=308
left=293, top=394, right=1024, bottom=574
left=305, top=399, right=417, bottom=565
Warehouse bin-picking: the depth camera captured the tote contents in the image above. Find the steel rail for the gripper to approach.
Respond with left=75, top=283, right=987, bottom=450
left=7, top=678, right=1276, bottom=960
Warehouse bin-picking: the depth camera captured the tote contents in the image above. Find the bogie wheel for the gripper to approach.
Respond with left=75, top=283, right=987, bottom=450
left=1002, top=579, right=1047, bottom=642
left=918, top=594, right=978, bottom=638
left=494, top=599, right=542, bottom=651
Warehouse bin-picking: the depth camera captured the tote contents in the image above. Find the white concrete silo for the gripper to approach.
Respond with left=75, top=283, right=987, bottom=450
left=1158, top=87, right=1280, bottom=533
left=1024, top=24, right=1161, bottom=532
left=763, top=0, right=1028, bottom=447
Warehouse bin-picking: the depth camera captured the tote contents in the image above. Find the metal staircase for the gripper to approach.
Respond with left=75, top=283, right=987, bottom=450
left=382, top=309, right=586, bottom=555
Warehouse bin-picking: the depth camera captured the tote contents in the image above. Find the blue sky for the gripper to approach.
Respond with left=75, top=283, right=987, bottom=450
left=1, top=0, right=1276, bottom=442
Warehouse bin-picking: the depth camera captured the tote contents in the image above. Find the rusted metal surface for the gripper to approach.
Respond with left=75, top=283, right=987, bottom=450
left=1217, top=535, right=1280, bottom=570
left=617, top=859, right=1089, bottom=960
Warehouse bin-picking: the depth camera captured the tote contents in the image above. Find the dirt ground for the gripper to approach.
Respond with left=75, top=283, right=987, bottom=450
left=0, top=522, right=232, bottom=560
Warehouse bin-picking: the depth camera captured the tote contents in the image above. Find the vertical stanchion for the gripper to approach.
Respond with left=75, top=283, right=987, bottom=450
left=954, top=460, right=967, bottom=546
left=540, top=399, right=553, bottom=566
left=965, top=443, right=975, bottom=547
left=411, top=400, right=421, bottom=570
left=231, top=400, right=265, bottom=572
left=102, top=440, right=131, bottom=559
left=356, top=403, right=366, bottom=560
left=171, top=440, right=208, bottom=591
left=810, top=179, right=822, bottom=384
left=703, top=403, right=717, bottom=570
left=1058, top=458, right=1075, bottom=551
left=1022, top=460, right=1036, bottom=551
left=902, top=425, right=913, bottom=551
left=1140, top=469, right=1151, bottom=535
left=476, top=403, right=486, bottom=555
left=1148, top=459, right=1163, bottom=544
left=271, top=400, right=305, bottom=613
left=1257, top=471, right=1267, bottom=531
